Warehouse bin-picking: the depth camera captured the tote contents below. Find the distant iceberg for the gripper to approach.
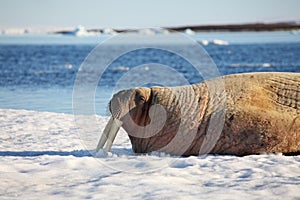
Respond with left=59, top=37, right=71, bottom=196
left=198, top=40, right=209, bottom=46
left=1, top=28, right=27, bottom=35
left=290, top=30, right=300, bottom=35
left=66, top=25, right=99, bottom=37
left=197, top=39, right=229, bottom=46
left=183, top=28, right=195, bottom=35
left=102, top=28, right=117, bottom=35
left=137, top=28, right=170, bottom=35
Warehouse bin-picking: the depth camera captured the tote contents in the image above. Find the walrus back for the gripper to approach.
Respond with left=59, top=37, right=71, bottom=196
left=213, top=72, right=300, bottom=155
left=264, top=74, right=300, bottom=112
left=221, top=72, right=299, bottom=113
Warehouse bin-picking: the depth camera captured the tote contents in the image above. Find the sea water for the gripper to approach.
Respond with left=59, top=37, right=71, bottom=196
left=0, top=32, right=299, bottom=115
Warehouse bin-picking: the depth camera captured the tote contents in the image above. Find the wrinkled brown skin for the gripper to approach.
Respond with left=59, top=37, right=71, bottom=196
left=109, top=72, right=300, bottom=156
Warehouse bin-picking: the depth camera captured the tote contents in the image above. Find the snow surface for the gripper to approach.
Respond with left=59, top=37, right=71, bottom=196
left=0, top=109, right=299, bottom=199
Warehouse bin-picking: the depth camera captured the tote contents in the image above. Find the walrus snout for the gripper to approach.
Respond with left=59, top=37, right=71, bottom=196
left=96, top=88, right=151, bottom=152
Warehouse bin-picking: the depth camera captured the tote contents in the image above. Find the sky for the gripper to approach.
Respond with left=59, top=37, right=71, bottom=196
left=0, top=0, right=300, bottom=29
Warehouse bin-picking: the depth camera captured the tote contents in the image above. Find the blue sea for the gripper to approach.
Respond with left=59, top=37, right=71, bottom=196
left=0, top=31, right=299, bottom=115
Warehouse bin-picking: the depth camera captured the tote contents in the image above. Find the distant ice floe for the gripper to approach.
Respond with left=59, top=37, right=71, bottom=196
left=179, top=28, right=230, bottom=46
left=64, top=63, right=73, bottom=69
left=138, top=29, right=156, bottom=35
left=0, top=28, right=28, bottom=35
left=137, top=28, right=170, bottom=35
left=102, top=28, right=117, bottom=35
left=113, top=66, right=129, bottom=71
left=231, top=63, right=272, bottom=68
left=113, top=66, right=150, bottom=71
left=262, top=63, right=271, bottom=67
left=197, top=39, right=229, bottom=46
left=183, top=28, right=195, bottom=35
left=211, top=39, right=229, bottom=45
left=198, top=40, right=209, bottom=46
left=290, top=30, right=300, bottom=35
left=68, top=25, right=99, bottom=37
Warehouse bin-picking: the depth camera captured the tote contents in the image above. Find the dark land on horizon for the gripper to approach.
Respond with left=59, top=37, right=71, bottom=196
left=54, top=22, right=300, bottom=34
left=166, top=22, right=300, bottom=32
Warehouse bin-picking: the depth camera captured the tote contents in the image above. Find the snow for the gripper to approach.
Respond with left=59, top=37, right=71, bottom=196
left=0, top=109, right=299, bottom=199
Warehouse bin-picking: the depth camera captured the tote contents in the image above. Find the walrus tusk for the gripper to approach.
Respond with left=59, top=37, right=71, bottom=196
left=104, top=118, right=123, bottom=152
left=96, top=117, right=114, bottom=152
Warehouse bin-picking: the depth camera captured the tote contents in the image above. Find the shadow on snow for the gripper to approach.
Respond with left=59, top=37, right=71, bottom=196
left=0, top=150, right=93, bottom=157
left=0, top=148, right=134, bottom=157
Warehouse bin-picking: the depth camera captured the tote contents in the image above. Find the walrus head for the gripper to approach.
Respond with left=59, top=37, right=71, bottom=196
left=96, top=87, right=153, bottom=152
left=96, top=85, right=208, bottom=155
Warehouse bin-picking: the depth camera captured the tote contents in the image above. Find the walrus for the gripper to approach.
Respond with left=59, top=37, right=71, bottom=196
left=96, top=72, right=300, bottom=156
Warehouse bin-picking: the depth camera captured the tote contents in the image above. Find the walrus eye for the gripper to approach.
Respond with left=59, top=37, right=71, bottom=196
left=139, top=96, right=146, bottom=102
left=134, top=94, right=145, bottom=104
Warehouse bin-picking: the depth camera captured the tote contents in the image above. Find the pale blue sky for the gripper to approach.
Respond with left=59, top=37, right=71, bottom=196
left=0, top=0, right=300, bottom=28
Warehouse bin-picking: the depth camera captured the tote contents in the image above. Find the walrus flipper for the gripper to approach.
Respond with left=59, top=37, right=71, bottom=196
left=265, top=75, right=300, bottom=111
